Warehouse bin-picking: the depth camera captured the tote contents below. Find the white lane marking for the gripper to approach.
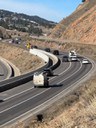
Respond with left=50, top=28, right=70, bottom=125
left=59, top=62, right=71, bottom=75
left=57, top=60, right=82, bottom=84
left=1, top=60, right=93, bottom=128
left=3, top=62, right=71, bottom=101
left=3, top=87, right=34, bottom=101
left=0, top=88, right=50, bottom=114
left=50, top=61, right=71, bottom=80
left=0, top=61, right=81, bottom=114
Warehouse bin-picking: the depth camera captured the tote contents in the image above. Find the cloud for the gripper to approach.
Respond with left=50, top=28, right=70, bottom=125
left=0, top=0, right=62, bottom=22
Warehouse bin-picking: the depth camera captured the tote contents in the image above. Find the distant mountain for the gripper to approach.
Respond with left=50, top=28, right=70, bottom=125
left=49, top=0, right=96, bottom=44
left=0, top=9, right=57, bottom=36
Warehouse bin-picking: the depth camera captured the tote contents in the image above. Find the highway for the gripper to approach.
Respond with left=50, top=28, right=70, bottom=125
left=0, top=59, right=12, bottom=80
left=0, top=51, right=94, bottom=127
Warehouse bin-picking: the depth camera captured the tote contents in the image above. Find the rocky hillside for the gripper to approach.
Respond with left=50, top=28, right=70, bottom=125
left=0, top=9, right=56, bottom=36
left=0, top=26, right=28, bottom=39
left=50, top=0, right=96, bottom=44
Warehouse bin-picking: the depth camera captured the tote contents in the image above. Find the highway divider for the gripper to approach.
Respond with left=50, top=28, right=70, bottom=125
left=29, top=49, right=49, bottom=64
left=0, top=49, right=57, bottom=92
left=0, top=64, right=50, bottom=92
left=1, top=57, right=21, bottom=77
left=32, top=49, right=61, bottom=70
left=0, top=57, right=12, bottom=79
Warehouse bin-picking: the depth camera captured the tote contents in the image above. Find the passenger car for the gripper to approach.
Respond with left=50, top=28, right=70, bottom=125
left=0, top=99, right=4, bottom=102
left=31, top=45, right=38, bottom=49
left=82, top=59, right=89, bottom=64
left=62, top=56, right=68, bottom=62
left=53, top=50, right=59, bottom=55
left=44, top=48, right=51, bottom=52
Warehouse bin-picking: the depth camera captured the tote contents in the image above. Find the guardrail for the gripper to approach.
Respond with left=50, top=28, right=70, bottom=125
left=0, top=57, right=12, bottom=79
left=35, top=49, right=61, bottom=70
left=5, top=59, right=21, bottom=77
left=0, top=49, right=56, bottom=92
left=29, top=49, right=49, bottom=64
left=0, top=57, right=21, bottom=78
left=0, top=62, right=51, bottom=92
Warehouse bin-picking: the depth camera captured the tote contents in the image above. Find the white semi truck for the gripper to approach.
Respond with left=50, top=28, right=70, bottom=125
left=33, top=72, right=49, bottom=87
left=68, top=50, right=77, bottom=61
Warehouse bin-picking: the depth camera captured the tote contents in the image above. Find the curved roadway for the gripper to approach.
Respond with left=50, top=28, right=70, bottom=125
left=0, top=60, right=11, bottom=80
left=0, top=52, right=94, bottom=127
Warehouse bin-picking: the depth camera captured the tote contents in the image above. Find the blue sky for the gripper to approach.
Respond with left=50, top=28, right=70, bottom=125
left=0, top=0, right=82, bottom=22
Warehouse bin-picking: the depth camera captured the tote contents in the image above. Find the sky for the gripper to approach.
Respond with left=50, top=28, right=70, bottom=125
left=0, top=0, right=82, bottom=22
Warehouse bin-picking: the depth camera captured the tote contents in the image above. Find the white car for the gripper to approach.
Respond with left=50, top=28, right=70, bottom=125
left=82, top=59, right=89, bottom=64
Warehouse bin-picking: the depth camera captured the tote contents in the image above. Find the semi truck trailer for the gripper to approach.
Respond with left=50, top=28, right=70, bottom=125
left=33, top=72, right=49, bottom=87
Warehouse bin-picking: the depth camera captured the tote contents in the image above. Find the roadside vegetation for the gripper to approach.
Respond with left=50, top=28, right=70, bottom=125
left=1, top=0, right=96, bottom=127
left=7, top=38, right=96, bottom=128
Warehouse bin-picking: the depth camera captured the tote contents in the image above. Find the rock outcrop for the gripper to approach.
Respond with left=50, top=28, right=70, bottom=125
left=50, top=0, right=96, bottom=44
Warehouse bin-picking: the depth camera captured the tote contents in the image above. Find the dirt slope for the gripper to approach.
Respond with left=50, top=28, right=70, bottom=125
left=0, top=42, right=43, bottom=74
left=49, top=0, right=96, bottom=44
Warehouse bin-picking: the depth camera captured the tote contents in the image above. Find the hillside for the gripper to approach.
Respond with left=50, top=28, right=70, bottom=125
left=0, top=42, right=43, bottom=74
left=0, top=9, right=56, bottom=37
left=0, top=26, right=28, bottom=39
left=1, top=1, right=96, bottom=128
left=49, top=0, right=96, bottom=44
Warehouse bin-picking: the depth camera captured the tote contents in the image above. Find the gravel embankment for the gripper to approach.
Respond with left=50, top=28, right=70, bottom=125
left=0, top=42, right=43, bottom=74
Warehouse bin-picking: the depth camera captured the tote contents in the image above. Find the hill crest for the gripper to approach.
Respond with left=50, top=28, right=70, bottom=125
left=49, top=0, right=96, bottom=44
left=0, top=9, right=56, bottom=37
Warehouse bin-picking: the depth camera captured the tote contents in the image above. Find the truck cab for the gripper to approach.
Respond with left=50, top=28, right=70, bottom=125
left=68, top=50, right=77, bottom=61
left=43, top=68, right=53, bottom=76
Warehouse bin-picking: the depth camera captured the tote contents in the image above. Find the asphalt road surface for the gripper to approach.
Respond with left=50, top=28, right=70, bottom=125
left=0, top=53, right=94, bottom=127
left=0, top=60, right=11, bottom=81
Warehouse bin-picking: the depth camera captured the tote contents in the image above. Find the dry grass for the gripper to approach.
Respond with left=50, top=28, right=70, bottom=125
left=0, top=42, right=43, bottom=74
left=23, top=76, right=96, bottom=128
left=8, top=75, right=96, bottom=128
left=2, top=39, right=96, bottom=128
